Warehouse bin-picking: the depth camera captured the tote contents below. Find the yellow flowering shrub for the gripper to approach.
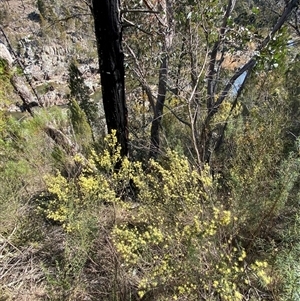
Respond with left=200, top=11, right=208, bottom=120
left=41, top=131, right=275, bottom=299
left=111, top=150, right=254, bottom=300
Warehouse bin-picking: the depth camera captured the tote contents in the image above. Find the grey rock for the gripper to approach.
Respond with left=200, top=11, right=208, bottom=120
left=0, top=42, right=13, bottom=66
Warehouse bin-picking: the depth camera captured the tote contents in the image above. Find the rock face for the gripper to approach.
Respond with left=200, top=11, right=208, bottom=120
left=0, top=0, right=100, bottom=108
left=19, top=37, right=72, bottom=83
left=17, top=36, right=100, bottom=106
left=0, top=42, right=13, bottom=66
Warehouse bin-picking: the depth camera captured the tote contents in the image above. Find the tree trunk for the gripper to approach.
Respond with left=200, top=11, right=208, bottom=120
left=200, top=0, right=300, bottom=162
left=148, top=0, right=174, bottom=159
left=91, top=0, right=128, bottom=158
left=149, top=54, right=168, bottom=159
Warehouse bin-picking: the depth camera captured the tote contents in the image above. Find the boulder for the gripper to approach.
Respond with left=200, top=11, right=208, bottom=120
left=0, top=42, right=13, bottom=66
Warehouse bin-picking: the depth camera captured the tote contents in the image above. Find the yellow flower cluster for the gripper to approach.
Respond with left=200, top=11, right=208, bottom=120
left=42, top=137, right=123, bottom=231
left=251, top=260, right=272, bottom=286
left=44, top=172, right=69, bottom=203
left=43, top=172, right=71, bottom=226
left=109, top=148, right=252, bottom=300
left=39, top=131, right=274, bottom=300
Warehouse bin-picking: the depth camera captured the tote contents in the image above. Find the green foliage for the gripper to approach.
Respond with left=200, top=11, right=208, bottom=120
left=1, top=0, right=300, bottom=299
left=161, top=101, right=191, bottom=156
left=215, top=64, right=300, bottom=298
left=43, top=235, right=92, bottom=300
left=69, top=98, right=92, bottom=153
left=284, top=53, right=300, bottom=140
left=226, top=92, right=293, bottom=230
left=0, top=111, right=50, bottom=246
left=276, top=215, right=300, bottom=300
left=257, top=26, right=289, bottom=70
left=0, top=58, right=9, bottom=76
left=0, top=58, right=13, bottom=106
left=68, top=59, right=98, bottom=129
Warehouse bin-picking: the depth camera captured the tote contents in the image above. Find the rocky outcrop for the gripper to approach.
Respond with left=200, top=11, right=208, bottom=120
left=0, top=0, right=101, bottom=110
left=0, top=41, right=13, bottom=66
left=17, top=36, right=100, bottom=106
left=18, top=37, right=72, bottom=82
left=0, top=34, right=100, bottom=110
left=11, top=74, right=39, bottom=105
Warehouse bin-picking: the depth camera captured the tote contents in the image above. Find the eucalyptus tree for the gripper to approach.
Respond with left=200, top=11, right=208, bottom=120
left=89, top=0, right=300, bottom=164
left=124, top=0, right=299, bottom=164
left=147, top=0, right=175, bottom=159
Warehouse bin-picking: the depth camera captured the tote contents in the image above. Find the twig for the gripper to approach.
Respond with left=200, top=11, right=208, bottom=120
left=121, top=9, right=160, bottom=14
left=122, top=18, right=152, bottom=35
left=163, top=103, right=191, bottom=127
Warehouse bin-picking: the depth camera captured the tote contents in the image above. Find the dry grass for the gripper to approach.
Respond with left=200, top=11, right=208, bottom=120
left=0, top=198, right=136, bottom=301
left=0, top=199, right=65, bottom=301
left=0, top=235, right=46, bottom=301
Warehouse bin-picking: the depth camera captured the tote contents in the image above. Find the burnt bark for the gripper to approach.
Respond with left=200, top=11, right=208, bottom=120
left=91, top=0, right=128, bottom=158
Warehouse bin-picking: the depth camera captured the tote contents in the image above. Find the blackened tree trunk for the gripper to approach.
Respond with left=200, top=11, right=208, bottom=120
left=91, top=0, right=128, bottom=157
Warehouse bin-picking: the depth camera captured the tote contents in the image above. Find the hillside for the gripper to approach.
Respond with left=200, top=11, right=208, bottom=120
left=1, top=1, right=300, bottom=300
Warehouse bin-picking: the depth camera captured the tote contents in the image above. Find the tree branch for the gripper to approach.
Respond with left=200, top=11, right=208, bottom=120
left=207, top=0, right=237, bottom=110
left=212, top=0, right=300, bottom=119
left=121, top=9, right=160, bottom=14
left=122, top=18, right=152, bottom=35
left=164, top=103, right=191, bottom=128
left=200, top=0, right=300, bottom=162
left=125, top=42, right=156, bottom=112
